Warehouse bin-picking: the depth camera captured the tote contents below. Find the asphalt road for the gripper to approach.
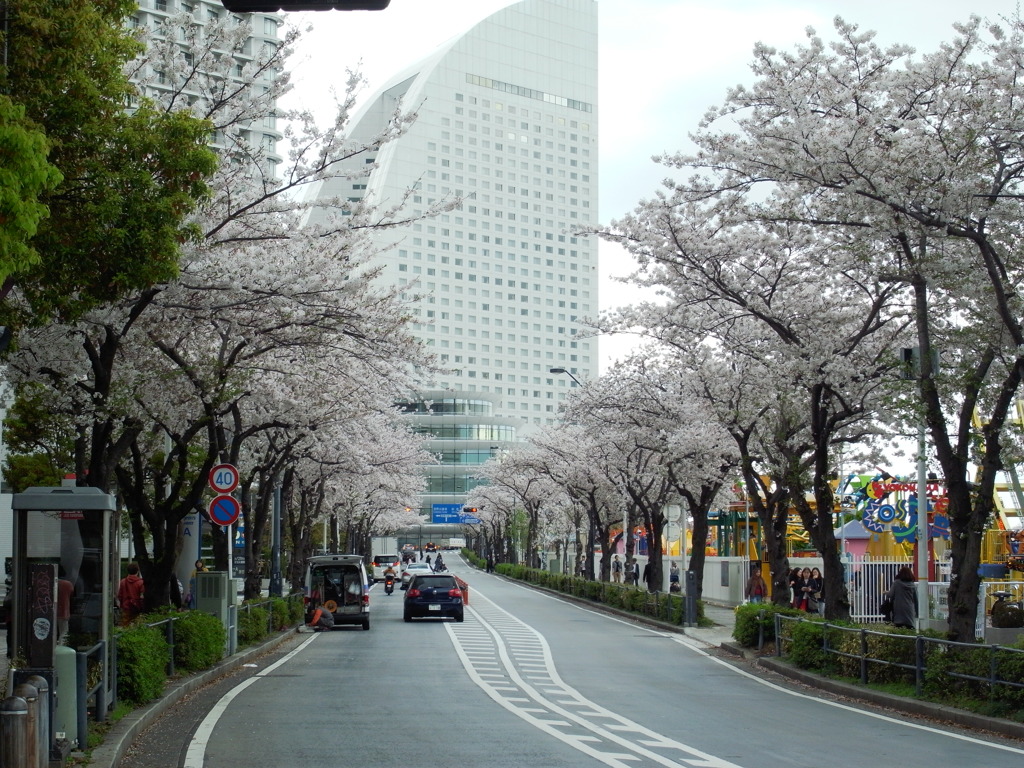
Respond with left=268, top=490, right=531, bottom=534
left=120, top=562, right=1024, bottom=768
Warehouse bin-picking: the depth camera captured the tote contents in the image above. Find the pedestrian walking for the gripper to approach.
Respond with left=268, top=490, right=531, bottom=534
left=628, top=559, right=640, bottom=587
left=57, top=567, right=75, bottom=644
left=118, top=562, right=145, bottom=625
left=788, top=567, right=803, bottom=609
left=885, top=566, right=918, bottom=629
left=611, top=555, right=623, bottom=583
left=669, top=561, right=681, bottom=593
left=745, top=568, right=767, bottom=604
left=808, top=567, right=824, bottom=614
left=794, top=567, right=813, bottom=611
left=642, top=560, right=653, bottom=591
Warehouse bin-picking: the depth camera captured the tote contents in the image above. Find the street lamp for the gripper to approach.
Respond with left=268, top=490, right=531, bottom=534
left=549, top=366, right=583, bottom=386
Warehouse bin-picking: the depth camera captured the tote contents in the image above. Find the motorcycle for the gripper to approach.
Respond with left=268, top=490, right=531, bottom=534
left=384, top=575, right=395, bottom=595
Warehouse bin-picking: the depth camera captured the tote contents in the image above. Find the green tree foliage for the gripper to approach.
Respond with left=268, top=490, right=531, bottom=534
left=1, top=383, right=74, bottom=491
left=0, top=0, right=216, bottom=324
left=0, top=96, right=62, bottom=279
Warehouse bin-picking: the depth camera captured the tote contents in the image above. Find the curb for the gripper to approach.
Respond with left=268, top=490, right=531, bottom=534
left=86, top=628, right=304, bottom=768
left=757, top=655, right=1024, bottom=741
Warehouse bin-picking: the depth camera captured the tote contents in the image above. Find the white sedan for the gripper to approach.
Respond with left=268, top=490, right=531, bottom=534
left=401, top=562, right=434, bottom=586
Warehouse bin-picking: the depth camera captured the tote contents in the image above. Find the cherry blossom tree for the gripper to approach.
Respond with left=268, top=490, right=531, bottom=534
left=634, top=14, right=1024, bottom=638
left=4, top=13, right=443, bottom=608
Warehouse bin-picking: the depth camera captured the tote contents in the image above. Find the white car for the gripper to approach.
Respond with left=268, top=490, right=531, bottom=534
left=401, top=561, right=433, bottom=586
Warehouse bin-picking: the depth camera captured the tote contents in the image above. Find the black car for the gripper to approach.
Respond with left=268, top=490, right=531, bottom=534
left=403, top=573, right=464, bottom=622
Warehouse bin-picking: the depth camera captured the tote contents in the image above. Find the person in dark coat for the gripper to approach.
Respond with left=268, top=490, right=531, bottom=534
left=642, top=561, right=652, bottom=591
left=885, top=566, right=918, bottom=629
left=788, top=567, right=803, bottom=608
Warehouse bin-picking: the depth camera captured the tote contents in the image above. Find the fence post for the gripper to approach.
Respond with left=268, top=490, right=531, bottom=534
left=75, top=651, right=88, bottom=750
left=915, top=635, right=924, bottom=698
left=774, top=614, right=782, bottom=657
left=757, top=609, right=765, bottom=651
left=859, top=628, right=868, bottom=685
left=166, top=619, right=176, bottom=677
left=99, top=638, right=110, bottom=721
left=684, top=571, right=697, bottom=627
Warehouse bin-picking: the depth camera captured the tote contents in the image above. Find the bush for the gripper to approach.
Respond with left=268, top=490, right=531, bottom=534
left=268, top=597, right=300, bottom=631
left=173, top=611, right=225, bottom=671
left=462, top=548, right=486, bottom=569
left=786, top=618, right=831, bottom=670
left=117, top=625, right=169, bottom=705
left=237, top=604, right=270, bottom=647
left=733, top=602, right=803, bottom=646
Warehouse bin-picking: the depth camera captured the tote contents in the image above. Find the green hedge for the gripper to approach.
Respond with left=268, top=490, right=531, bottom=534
left=116, top=624, right=169, bottom=705
left=491, top=563, right=704, bottom=626
left=173, top=611, right=226, bottom=672
left=237, top=603, right=270, bottom=647
left=733, top=602, right=804, bottom=646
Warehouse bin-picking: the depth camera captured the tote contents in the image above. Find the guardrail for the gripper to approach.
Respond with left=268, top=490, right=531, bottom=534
left=774, top=613, right=1024, bottom=698
left=77, top=639, right=111, bottom=746
left=143, top=615, right=182, bottom=676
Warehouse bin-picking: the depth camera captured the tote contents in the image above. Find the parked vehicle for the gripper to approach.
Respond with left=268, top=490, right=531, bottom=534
left=403, top=573, right=464, bottom=622
left=305, top=554, right=370, bottom=630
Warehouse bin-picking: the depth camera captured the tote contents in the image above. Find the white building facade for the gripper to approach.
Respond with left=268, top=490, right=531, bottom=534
left=308, top=0, right=599, bottom=429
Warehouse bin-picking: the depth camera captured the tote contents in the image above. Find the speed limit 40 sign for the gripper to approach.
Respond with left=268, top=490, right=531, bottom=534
left=209, top=463, right=239, bottom=494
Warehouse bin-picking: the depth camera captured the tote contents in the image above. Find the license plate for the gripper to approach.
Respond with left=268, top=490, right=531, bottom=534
left=428, top=604, right=441, bottom=611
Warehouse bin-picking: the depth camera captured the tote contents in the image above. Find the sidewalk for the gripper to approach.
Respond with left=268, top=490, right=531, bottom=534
left=682, top=602, right=737, bottom=648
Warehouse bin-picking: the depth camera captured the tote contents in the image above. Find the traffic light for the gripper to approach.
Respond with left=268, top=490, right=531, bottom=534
left=463, top=507, right=477, bottom=515
left=221, top=1, right=389, bottom=13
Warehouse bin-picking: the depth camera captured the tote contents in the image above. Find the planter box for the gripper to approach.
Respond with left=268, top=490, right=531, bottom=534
left=984, top=626, right=1024, bottom=646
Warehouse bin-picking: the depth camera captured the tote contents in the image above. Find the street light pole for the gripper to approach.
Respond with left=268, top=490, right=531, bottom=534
left=549, top=366, right=583, bottom=386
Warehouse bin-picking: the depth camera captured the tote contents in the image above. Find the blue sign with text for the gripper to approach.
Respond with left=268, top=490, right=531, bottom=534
left=432, top=503, right=463, bottom=524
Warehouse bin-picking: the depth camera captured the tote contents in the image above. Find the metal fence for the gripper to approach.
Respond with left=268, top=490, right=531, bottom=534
left=774, top=612, right=1024, bottom=698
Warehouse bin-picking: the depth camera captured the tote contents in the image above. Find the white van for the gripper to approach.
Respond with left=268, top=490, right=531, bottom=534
left=371, top=553, right=400, bottom=582
left=305, top=554, right=370, bottom=630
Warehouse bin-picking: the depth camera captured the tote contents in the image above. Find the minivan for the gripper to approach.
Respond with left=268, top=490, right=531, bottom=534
left=305, top=554, right=370, bottom=630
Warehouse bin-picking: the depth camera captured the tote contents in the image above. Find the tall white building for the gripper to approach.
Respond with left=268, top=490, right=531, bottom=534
left=130, top=0, right=284, bottom=173
left=309, top=0, right=599, bottom=428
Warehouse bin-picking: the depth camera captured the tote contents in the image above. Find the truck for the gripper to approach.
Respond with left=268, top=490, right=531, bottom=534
left=370, top=536, right=399, bottom=581
left=447, top=536, right=466, bottom=550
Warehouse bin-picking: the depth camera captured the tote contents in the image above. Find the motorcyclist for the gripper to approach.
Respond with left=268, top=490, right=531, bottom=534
left=383, top=565, right=397, bottom=594
left=433, top=555, right=446, bottom=572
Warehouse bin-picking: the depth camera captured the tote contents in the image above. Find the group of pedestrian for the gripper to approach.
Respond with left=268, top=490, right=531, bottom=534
left=610, top=555, right=642, bottom=586
left=788, top=566, right=824, bottom=614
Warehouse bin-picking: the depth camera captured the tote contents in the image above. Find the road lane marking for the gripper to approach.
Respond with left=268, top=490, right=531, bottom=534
left=492, top=577, right=1024, bottom=757
left=182, top=634, right=320, bottom=768
left=447, top=591, right=743, bottom=768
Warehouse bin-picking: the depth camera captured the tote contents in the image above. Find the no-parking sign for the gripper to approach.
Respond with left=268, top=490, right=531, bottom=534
left=208, top=494, right=241, bottom=527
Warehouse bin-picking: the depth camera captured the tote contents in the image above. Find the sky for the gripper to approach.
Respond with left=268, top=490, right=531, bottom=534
left=281, top=0, right=1018, bottom=369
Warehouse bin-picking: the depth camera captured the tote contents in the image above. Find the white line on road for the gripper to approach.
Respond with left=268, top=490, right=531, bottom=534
left=182, top=634, right=320, bottom=768
left=449, top=590, right=743, bottom=768
left=501, top=578, right=1024, bottom=757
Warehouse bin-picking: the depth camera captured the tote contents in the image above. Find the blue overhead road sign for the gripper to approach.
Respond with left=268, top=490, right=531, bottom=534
left=432, top=503, right=463, bottom=523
